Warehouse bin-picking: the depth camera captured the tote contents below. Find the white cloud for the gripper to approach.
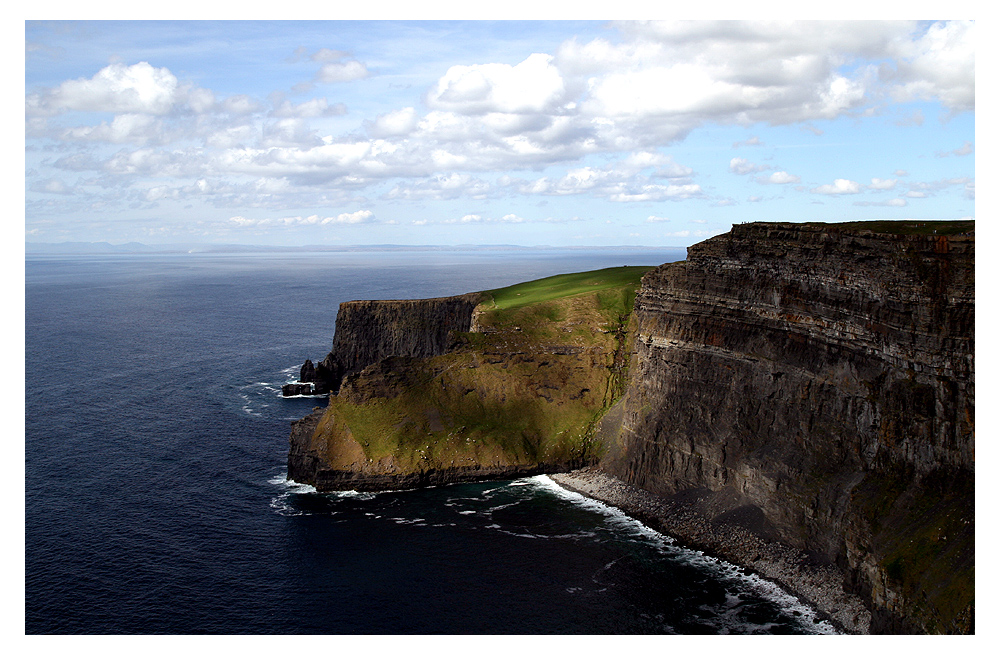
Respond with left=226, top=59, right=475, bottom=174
left=812, top=179, right=862, bottom=194
left=868, top=178, right=897, bottom=190
left=311, top=48, right=350, bottom=63
left=757, top=171, right=800, bottom=184
left=317, top=60, right=369, bottom=83
left=26, top=62, right=190, bottom=116
left=325, top=210, right=374, bottom=224
left=271, top=97, right=347, bottom=118
left=733, top=136, right=762, bottom=148
left=894, top=109, right=924, bottom=126
left=61, top=113, right=162, bottom=144
left=883, top=20, right=974, bottom=111
left=206, top=125, right=259, bottom=149
left=936, top=140, right=974, bottom=157
left=510, top=157, right=700, bottom=203
left=853, top=198, right=907, bottom=207
left=622, top=152, right=692, bottom=178
left=367, top=107, right=421, bottom=138
left=30, top=178, right=76, bottom=195
left=228, top=210, right=374, bottom=227
left=426, top=53, right=567, bottom=115
left=142, top=185, right=180, bottom=202
left=441, top=212, right=526, bottom=225
left=567, top=21, right=905, bottom=127
left=383, top=173, right=491, bottom=201
left=222, top=95, right=259, bottom=115
left=646, top=215, right=670, bottom=222
left=730, top=157, right=768, bottom=175
left=608, top=183, right=702, bottom=202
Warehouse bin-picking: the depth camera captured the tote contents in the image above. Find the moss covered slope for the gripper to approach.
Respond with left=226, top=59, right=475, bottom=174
left=289, top=266, right=652, bottom=490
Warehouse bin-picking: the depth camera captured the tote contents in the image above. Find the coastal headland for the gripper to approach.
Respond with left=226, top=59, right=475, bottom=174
left=285, top=220, right=974, bottom=634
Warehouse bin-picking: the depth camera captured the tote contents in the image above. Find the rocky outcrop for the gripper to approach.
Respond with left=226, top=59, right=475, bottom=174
left=283, top=293, right=481, bottom=396
left=599, top=222, right=974, bottom=634
left=285, top=270, right=645, bottom=493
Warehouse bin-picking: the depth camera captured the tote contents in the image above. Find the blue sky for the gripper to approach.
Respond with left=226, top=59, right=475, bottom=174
left=24, top=19, right=975, bottom=248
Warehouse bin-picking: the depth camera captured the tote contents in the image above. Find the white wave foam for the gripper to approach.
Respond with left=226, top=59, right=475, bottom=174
left=537, top=475, right=836, bottom=634
left=268, top=473, right=316, bottom=494
left=267, top=473, right=318, bottom=516
left=533, top=475, right=674, bottom=547
left=237, top=392, right=262, bottom=417
left=328, top=489, right=378, bottom=501
left=390, top=517, right=426, bottom=525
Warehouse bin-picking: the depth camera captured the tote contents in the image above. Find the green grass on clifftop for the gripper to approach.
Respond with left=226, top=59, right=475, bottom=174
left=482, top=266, right=654, bottom=310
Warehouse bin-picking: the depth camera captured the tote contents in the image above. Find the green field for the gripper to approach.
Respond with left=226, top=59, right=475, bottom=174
left=481, top=266, right=654, bottom=310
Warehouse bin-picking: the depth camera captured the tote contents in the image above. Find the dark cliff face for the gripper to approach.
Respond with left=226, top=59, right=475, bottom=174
left=600, top=222, right=974, bottom=634
left=311, top=293, right=481, bottom=393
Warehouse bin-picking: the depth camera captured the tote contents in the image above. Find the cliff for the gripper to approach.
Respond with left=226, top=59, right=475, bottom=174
left=284, top=221, right=974, bottom=634
left=284, top=293, right=481, bottom=395
left=287, top=267, right=649, bottom=491
left=599, top=221, right=974, bottom=634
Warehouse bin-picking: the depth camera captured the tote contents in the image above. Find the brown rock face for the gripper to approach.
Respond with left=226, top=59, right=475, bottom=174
left=311, top=293, right=482, bottom=393
left=600, top=222, right=974, bottom=634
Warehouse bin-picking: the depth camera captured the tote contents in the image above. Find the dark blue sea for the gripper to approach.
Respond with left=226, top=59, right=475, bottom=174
left=25, top=249, right=838, bottom=635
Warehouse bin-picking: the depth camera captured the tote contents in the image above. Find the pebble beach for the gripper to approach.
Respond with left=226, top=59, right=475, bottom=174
left=549, top=467, right=871, bottom=634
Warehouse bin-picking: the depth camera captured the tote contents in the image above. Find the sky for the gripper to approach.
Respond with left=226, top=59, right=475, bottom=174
left=24, top=17, right=976, bottom=248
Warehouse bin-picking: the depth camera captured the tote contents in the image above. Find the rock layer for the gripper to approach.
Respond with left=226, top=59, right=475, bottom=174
left=599, top=222, right=974, bottom=634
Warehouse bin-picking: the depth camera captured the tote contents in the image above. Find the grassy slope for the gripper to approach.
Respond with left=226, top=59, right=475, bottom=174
left=313, top=266, right=653, bottom=474
left=482, top=266, right=655, bottom=310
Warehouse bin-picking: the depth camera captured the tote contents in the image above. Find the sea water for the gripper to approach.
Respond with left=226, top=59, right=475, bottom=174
left=25, top=249, right=837, bottom=634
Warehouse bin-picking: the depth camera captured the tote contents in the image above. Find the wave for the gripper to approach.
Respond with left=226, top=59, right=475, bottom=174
left=536, top=474, right=836, bottom=634
left=267, top=473, right=317, bottom=516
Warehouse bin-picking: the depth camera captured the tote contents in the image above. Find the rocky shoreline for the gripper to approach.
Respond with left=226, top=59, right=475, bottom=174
left=549, top=467, right=871, bottom=635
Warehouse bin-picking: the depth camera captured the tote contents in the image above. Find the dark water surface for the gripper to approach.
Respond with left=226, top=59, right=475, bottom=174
left=25, top=249, right=836, bottom=634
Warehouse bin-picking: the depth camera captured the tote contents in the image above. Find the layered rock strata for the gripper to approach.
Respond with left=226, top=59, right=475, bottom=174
left=599, top=222, right=973, bottom=634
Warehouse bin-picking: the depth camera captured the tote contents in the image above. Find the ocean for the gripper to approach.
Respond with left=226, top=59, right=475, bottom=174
left=24, top=249, right=838, bottom=634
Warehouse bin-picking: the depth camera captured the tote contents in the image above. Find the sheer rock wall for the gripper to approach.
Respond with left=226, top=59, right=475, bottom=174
left=599, top=223, right=974, bottom=633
